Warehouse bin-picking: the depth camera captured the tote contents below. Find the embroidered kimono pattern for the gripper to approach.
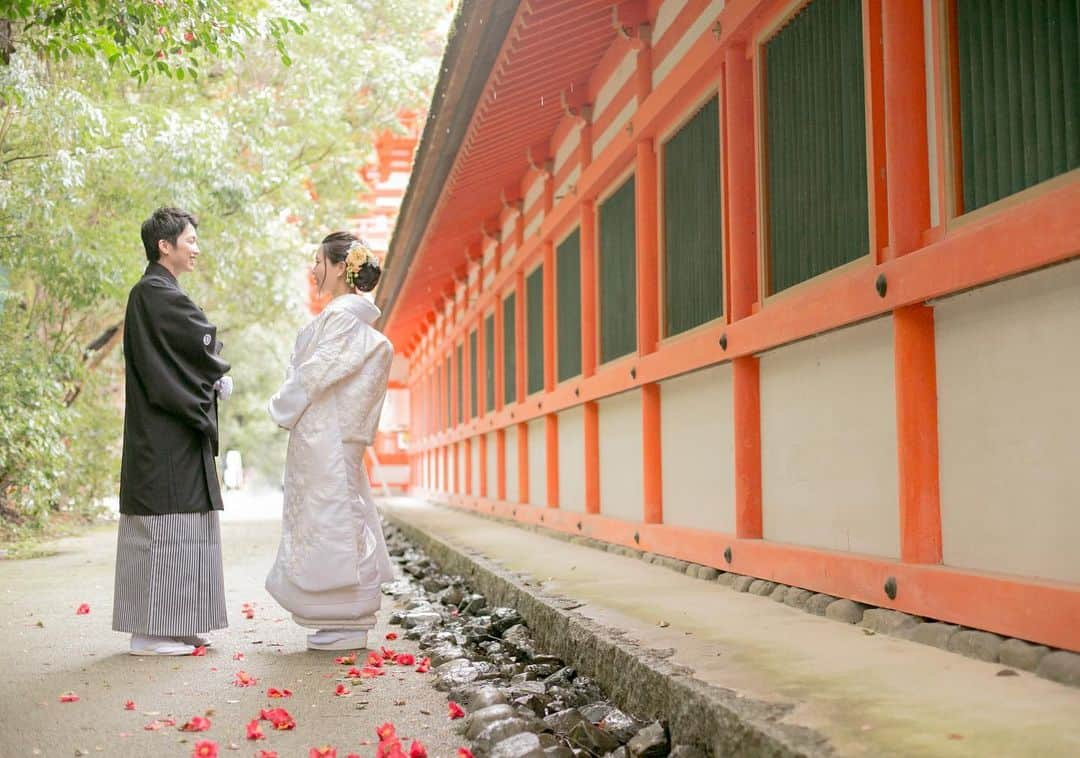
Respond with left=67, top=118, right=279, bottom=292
left=265, top=293, right=394, bottom=628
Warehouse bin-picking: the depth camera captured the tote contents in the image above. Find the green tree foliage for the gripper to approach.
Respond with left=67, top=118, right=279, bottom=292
left=0, top=0, right=449, bottom=532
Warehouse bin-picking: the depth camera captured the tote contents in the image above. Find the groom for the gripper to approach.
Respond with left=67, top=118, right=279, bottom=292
left=112, top=206, right=234, bottom=656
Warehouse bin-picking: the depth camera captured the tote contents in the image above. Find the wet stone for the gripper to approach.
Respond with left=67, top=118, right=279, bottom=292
left=544, top=708, right=587, bottom=736
left=492, top=607, right=526, bottom=636
left=467, top=685, right=510, bottom=711
left=515, top=694, right=550, bottom=718
left=668, top=745, right=706, bottom=758
left=784, top=588, right=814, bottom=609
left=568, top=720, right=621, bottom=756
left=578, top=702, right=615, bottom=724
left=466, top=704, right=520, bottom=739
left=860, top=609, right=922, bottom=636
left=442, top=586, right=467, bottom=607
left=544, top=667, right=577, bottom=687
left=525, top=663, right=562, bottom=679
left=731, top=575, right=754, bottom=592
left=480, top=641, right=506, bottom=657
left=804, top=593, right=836, bottom=616
left=600, top=710, right=645, bottom=744
left=475, top=719, right=538, bottom=757
left=389, top=611, right=405, bottom=626
left=431, top=645, right=469, bottom=667
left=748, top=579, right=777, bottom=596
left=435, top=659, right=485, bottom=690
left=503, top=624, right=538, bottom=659
left=407, top=598, right=436, bottom=610
left=605, top=748, right=629, bottom=758
left=544, top=747, right=575, bottom=758
left=509, top=680, right=548, bottom=697
left=1036, top=650, right=1080, bottom=687
left=947, top=630, right=1004, bottom=662
left=825, top=598, right=867, bottom=624
left=462, top=594, right=489, bottom=615
left=423, top=575, right=451, bottom=593
left=490, top=732, right=546, bottom=758
left=403, top=610, right=443, bottom=629
left=998, top=638, right=1050, bottom=672
left=627, top=722, right=669, bottom=758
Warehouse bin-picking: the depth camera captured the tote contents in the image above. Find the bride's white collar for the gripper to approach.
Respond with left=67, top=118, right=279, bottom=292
left=324, top=292, right=380, bottom=324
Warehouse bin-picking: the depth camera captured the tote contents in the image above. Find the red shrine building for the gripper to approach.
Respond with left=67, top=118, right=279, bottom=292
left=376, top=0, right=1080, bottom=652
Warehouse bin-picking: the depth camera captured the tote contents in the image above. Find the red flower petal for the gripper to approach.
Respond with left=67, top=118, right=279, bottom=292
left=256, top=752, right=279, bottom=758
left=191, top=645, right=207, bottom=656
left=347, top=754, right=362, bottom=758
left=380, top=646, right=396, bottom=660
left=377, top=738, right=406, bottom=758
left=409, top=740, right=428, bottom=758
left=123, top=700, right=136, bottom=711
left=376, top=722, right=397, bottom=742
left=180, top=715, right=212, bottom=732
left=144, top=718, right=177, bottom=731
left=457, top=749, right=475, bottom=758
left=234, top=670, right=258, bottom=687
left=366, top=652, right=384, bottom=667
left=447, top=701, right=465, bottom=720
left=334, top=653, right=356, bottom=665
left=75, top=603, right=90, bottom=615
left=309, top=748, right=337, bottom=758
left=414, top=657, right=431, bottom=674
left=246, top=719, right=265, bottom=741
left=260, top=707, right=296, bottom=730
left=192, top=739, right=219, bottom=758
left=360, top=666, right=385, bottom=678
left=59, top=692, right=79, bottom=703
left=394, top=653, right=415, bottom=666
left=385, top=632, right=398, bottom=641
left=334, top=683, right=350, bottom=697
left=232, top=652, right=245, bottom=661
left=345, top=667, right=363, bottom=678
left=266, top=687, right=293, bottom=698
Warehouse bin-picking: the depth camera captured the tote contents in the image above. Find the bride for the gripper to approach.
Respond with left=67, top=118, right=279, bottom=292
left=266, top=232, right=394, bottom=651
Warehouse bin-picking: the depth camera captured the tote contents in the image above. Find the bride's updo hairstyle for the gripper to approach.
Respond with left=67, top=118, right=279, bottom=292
left=321, top=231, right=381, bottom=292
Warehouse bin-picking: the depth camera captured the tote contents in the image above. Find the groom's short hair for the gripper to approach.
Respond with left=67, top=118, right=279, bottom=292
left=141, top=207, right=198, bottom=263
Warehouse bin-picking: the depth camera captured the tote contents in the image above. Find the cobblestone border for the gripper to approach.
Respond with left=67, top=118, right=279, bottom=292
left=417, top=501, right=1080, bottom=690
left=385, top=512, right=834, bottom=758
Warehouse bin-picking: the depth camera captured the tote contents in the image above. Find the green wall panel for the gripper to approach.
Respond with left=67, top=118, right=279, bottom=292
left=765, top=0, right=868, bottom=294
left=599, top=176, right=637, bottom=363
left=484, top=315, right=495, bottom=413
left=957, top=0, right=1079, bottom=212
left=469, top=329, right=478, bottom=418
left=664, top=97, right=723, bottom=335
left=503, top=293, right=517, bottom=404
left=557, top=229, right=582, bottom=381
left=527, top=266, right=545, bottom=395
left=456, top=343, right=463, bottom=423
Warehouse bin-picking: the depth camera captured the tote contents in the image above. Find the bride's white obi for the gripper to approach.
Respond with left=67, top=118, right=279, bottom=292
left=265, top=293, right=394, bottom=626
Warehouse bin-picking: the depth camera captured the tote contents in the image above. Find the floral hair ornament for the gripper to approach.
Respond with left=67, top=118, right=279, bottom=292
left=344, top=239, right=378, bottom=287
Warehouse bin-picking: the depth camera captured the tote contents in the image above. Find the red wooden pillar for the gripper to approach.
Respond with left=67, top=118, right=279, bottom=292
left=580, top=200, right=600, bottom=514
left=883, top=0, right=941, bottom=564
left=725, top=45, right=763, bottom=539
left=636, top=136, right=662, bottom=524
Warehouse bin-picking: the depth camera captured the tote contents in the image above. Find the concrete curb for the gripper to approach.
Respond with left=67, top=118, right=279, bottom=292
left=385, top=514, right=834, bottom=758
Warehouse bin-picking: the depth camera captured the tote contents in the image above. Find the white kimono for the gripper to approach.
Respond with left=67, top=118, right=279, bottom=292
left=265, top=293, right=394, bottom=630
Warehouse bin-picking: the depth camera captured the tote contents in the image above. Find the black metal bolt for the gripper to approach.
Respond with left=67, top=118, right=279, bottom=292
left=630, top=367, right=637, bottom=380
left=540, top=514, right=544, bottom=522
left=884, top=576, right=898, bottom=600
left=576, top=521, right=583, bottom=531
left=875, top=274, right=888, bottom=298
left=633, top=531, right=640, bottom=544
left=574, top=387, right=580, bottom=397
left=723, top=546, right=732, bottom=564
left=719, top=333, right=728, bottom=350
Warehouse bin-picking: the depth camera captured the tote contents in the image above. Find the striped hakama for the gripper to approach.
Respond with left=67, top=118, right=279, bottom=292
left=112, top=511, right=228, bottom=635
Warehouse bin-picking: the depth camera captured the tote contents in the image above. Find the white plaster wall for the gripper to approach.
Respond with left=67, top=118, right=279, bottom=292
left=661, top=364, right=735, bottom=533
left=486, top=431, right=498, bottom=500
left=554, top=124, right=581, bottom=177
left=593, top=97, right=637, bottom=157
left=524, top=212, right=544, bottom=241
left=594, top=50, right=636, bottom=118
left=528, top=418, right=547, bottom=506
left=471, top=437, right=481, bottom=495
left=760, top=317, right=900, bottom=557
left=555, top=165, right=582, bottom=203
left=653, top=0, right=726, bottom=88
left=505, top=429, right=519, bottom=503
left=936, top=259, right=1080, bottom=584
left=457, top=444, right=466, bottom=494
left=599, top=390, right=643, bottom=521
left=652, top=0, right=688, bottom=45
left=558, top=406, right=586, bottom=513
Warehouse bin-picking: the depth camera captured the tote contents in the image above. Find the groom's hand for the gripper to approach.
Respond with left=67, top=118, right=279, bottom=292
left=214, top=375, right=234, bottom=401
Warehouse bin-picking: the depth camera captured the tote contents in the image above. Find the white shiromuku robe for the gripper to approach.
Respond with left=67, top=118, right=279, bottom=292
left=266, top=293, right=394, bottom=629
